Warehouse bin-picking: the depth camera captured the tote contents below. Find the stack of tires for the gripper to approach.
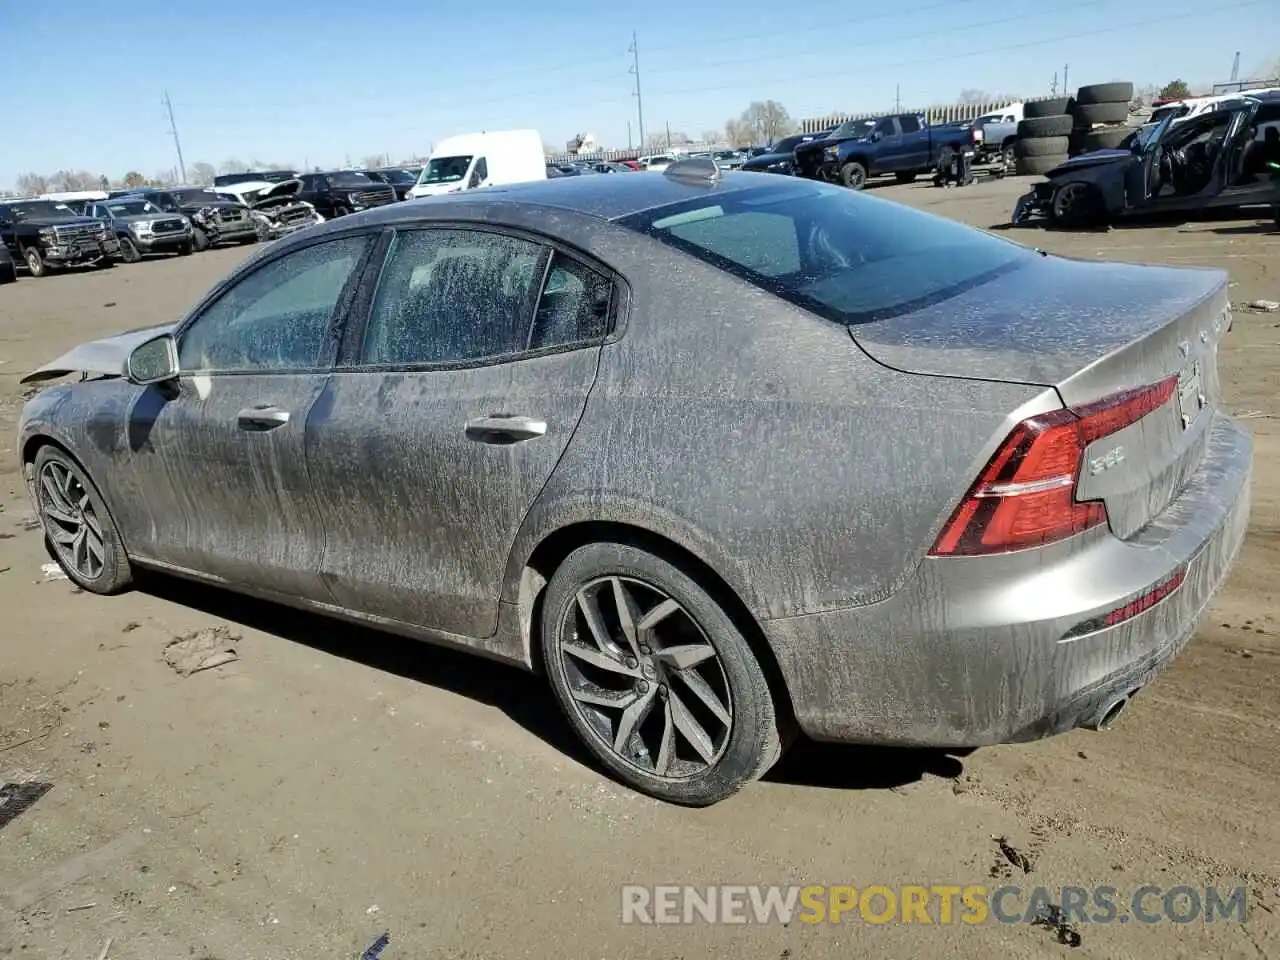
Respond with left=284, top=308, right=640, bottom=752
left=1069, top=82, right=1135, bottom=156
left=1014, top=97, right=1073, bottom=175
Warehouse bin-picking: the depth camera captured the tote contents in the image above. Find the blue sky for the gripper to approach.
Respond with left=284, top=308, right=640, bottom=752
left=3, top=0, right=1274, bottom=186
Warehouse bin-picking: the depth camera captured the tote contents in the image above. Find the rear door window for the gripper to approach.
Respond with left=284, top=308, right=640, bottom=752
left=899, top=115, right=921, bottom=134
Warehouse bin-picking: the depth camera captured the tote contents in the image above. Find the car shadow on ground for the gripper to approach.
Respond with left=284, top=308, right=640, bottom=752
left=136, top=571, right=968, bottom=795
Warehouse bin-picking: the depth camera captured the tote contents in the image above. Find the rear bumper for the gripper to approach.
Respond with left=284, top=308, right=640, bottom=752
left=762, top=413, right=1252, bottom=746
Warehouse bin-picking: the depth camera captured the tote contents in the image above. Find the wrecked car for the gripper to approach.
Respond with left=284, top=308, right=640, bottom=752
left=1013, top=92, right=1280, bottom=228
left=113, top=188, right=259, bottom=250
left=214, top=179, right=325, bottom=240
left=17, top=167, right=1251, bottom=806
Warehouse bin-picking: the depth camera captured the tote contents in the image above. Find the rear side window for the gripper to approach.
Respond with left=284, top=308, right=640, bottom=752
left=899, top=115, right=921, bottom=133
left=619, top=183, right=1032, bottom=325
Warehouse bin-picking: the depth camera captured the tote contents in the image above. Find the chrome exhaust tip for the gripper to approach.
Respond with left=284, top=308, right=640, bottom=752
left=1085, top=692, right=1136, bottom=731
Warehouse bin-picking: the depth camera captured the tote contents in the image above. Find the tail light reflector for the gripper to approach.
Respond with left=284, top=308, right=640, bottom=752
left=930, top=376, right=1178, bottom=557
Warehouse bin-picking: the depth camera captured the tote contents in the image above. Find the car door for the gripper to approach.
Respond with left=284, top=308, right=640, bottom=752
left=116, top=232, right=377, bottom=599
left=1206, top=101, right=1272, bottom=206
left=307, top=225, right=614, bottom=638
left=1125, top=110, right=1177, bottom=208
left=894, top=114, right=931, bottom=169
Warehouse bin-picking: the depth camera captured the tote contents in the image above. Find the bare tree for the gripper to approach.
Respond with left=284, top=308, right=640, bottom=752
left=644, top=132, right=670, bottom=150
left=362, top=154, right=386, bottom=170
left=48, top=170, right=99, bottom=191
left=958, top=88, right=992, bottom=104
left=122, top=171, right=147, bottom=188
left=188, top=162, right=217, bottom=186
left=219, top=158, right=249, bottom=175
left=739, top=101, right=793, bottom=146
left=15, top=172, right=49, bottom=196
left=723, top=119, right=751, bottom=147
left=700, top=130, right=719, bottom=146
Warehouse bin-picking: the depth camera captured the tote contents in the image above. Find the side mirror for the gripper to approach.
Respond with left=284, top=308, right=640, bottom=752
left=126, top=334, right=179, bottom=385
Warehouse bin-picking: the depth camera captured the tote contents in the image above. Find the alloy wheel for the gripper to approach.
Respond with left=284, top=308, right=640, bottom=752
left=556, top=576, right=733, bottom=780
left=39, top=460, right=105, bottom=580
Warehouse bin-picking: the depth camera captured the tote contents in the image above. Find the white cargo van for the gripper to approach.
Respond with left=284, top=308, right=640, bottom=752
left=407, top=129, right=546, bottom=199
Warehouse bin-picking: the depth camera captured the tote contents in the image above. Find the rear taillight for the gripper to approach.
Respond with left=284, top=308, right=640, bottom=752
left=930, top=376, right=1178, bottom=557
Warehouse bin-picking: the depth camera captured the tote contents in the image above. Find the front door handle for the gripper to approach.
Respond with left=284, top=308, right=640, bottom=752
left=237, top=405, right=291, bottom=431
left=465, top=414, right=547, bottom=444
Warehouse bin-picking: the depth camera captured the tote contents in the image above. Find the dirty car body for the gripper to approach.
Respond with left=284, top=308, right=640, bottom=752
left=1014, top=93, right=1280, bottom=226
left=18, top=170, right=1251, bottom=804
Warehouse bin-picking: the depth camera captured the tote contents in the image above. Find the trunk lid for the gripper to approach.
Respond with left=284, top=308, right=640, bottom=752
left=852, top=254, right=1231, bottom=539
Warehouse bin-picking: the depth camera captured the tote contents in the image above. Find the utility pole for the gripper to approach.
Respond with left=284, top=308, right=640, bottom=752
left=629, top=31, right=646, bottom=151
left=666, top=121, right=671, bottom=151
left=1063, top=64, right=1069, bottom=94
left=162, top=90, right=187, bottom=184
left=894, top=84, right=901, bottom=112
left=1051, top=71, right=1058, bottom=95
left=627, top=120, right=632, bottom=149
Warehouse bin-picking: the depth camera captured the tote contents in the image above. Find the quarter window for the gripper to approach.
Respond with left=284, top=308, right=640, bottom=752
left=177, top=235, right=370, bottom=372
left=529, top=253, right=613, bottom=349
left=362, top=229, right=545, bottom=365
left=899, top=115, right=921, bottom=133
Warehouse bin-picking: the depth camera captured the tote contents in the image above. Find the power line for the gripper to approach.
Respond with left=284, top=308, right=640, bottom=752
left=162, top=89, right=187, bottom=184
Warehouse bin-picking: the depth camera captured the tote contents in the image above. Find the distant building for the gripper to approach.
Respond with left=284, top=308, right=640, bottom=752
left=565, top=133, right=598, bottom=155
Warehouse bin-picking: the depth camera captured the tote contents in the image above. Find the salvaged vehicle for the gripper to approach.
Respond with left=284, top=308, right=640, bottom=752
left=115, top=188, right=259, bottom=250
left=295, top=171, right=397, bottom=218
left=213, top=170, right=299, bottom=189
left=18, top=166, right=1250, bottom=806
left=364, top=168, right=419, bottom=201
left=83, top=197, right=193, bottom=261
left=0, top=199, right=120, bottom=276
left=793, top=112, right=981, bottom=188
left=1014, top=92, right=1280, bottom=228
left=213, top=179, right=325, bottom=240
left=740, top=131, right=833, bottom=175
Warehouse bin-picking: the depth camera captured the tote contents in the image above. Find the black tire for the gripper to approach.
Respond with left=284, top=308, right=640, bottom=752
left=894, top=171, right=917, bottom=184
left=23, top=247, right=47, bottom=277
left=1023, top=97, right=1071, bottom=119
left=1075, top=82, right=1134, bottom=106
left=0, top=259, right=16, bottom=284
left=1051, top=181, right=1105, bottom=228
left=1015, top=136, right=1070, bottom=158
left=192, top=227, right=210, bottom=252
left=119, top=237, right=141, bottom=263
left=1017, top=115, right=1074, bottom=138
left=1072, top=101, right=1131, bottom=126
left=839, top=161, right=868, bottom=189
left=177, top=242, right=193, bottom=256
left=32, top=445, right=132, bottom=595
left=1074, top=127, right=1135, bottom=152
left=1015, top=154, right=1068, bottom=176
left=540, top=542, right=783, bottom=806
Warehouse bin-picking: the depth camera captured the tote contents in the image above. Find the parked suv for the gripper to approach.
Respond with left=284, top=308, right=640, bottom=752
left=82, top=197, right=193, bottom=261
left=115, top=188, right=258, bottom=250
left=0, top=199, right=120, bottom=277
left=294, top=172, right=397, bottom=218
left=363, top=168, right=419, bottom=201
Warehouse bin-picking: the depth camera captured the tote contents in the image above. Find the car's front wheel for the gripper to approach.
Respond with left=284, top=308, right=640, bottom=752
left=192, top=227, right=210, bottom=252
left=24, top=247, right=47, bottom=277
left=33, top=446, right=132, bottom=594
left=119, top=237, right=141, bottom=263
left=541, top=542, right=783, bottom=806
left=839, top=161, right=868, bottom=190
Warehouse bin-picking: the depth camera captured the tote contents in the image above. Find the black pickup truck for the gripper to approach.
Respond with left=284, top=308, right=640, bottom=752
left=794, top=113, right=980, bottom=188
left=294, top=171, right=398, bottom=218
left=0, top=199, right=121, bottom=277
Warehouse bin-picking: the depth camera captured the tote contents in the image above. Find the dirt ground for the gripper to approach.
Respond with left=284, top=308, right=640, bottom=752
left=0, top=178, right=1277, bottom=960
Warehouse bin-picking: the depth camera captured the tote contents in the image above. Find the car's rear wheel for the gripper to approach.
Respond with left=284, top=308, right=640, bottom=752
left=24, top=247, right=47, bottom=277
left=33, top=446, right=132, bottom=594
left=839, top=161, right=868, bottom=190
left=0, top=259, right=15, bottom=284
left=541, top=542, right=783, bottom=806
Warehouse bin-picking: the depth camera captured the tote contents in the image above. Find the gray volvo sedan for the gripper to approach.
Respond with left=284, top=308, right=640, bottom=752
left=17, top=163, right=1251, bottom=805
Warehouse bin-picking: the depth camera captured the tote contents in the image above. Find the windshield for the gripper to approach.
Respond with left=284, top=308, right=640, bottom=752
left=9, top=201, right=75, bottom=219
left=327, top=171, right=374, bottom=185
left=106, top=200, right=162, bottom=216
left=420, top=156, right=473, bottom=184
left=172, top=190, right=222, bottom=205
left=619, top=183, right=1032, bottom=325
left=832, top=119, right=875, bottom=139
left=375, top=169, right=415, bottom=184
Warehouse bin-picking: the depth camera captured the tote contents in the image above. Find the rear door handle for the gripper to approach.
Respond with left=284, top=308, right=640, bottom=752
left=237, top=405, right=291, bottom=430
left=465, top=414, right=547, bottom=444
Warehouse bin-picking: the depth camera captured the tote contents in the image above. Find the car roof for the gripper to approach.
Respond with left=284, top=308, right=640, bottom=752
left=346, top=169, right=769, bottom=226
